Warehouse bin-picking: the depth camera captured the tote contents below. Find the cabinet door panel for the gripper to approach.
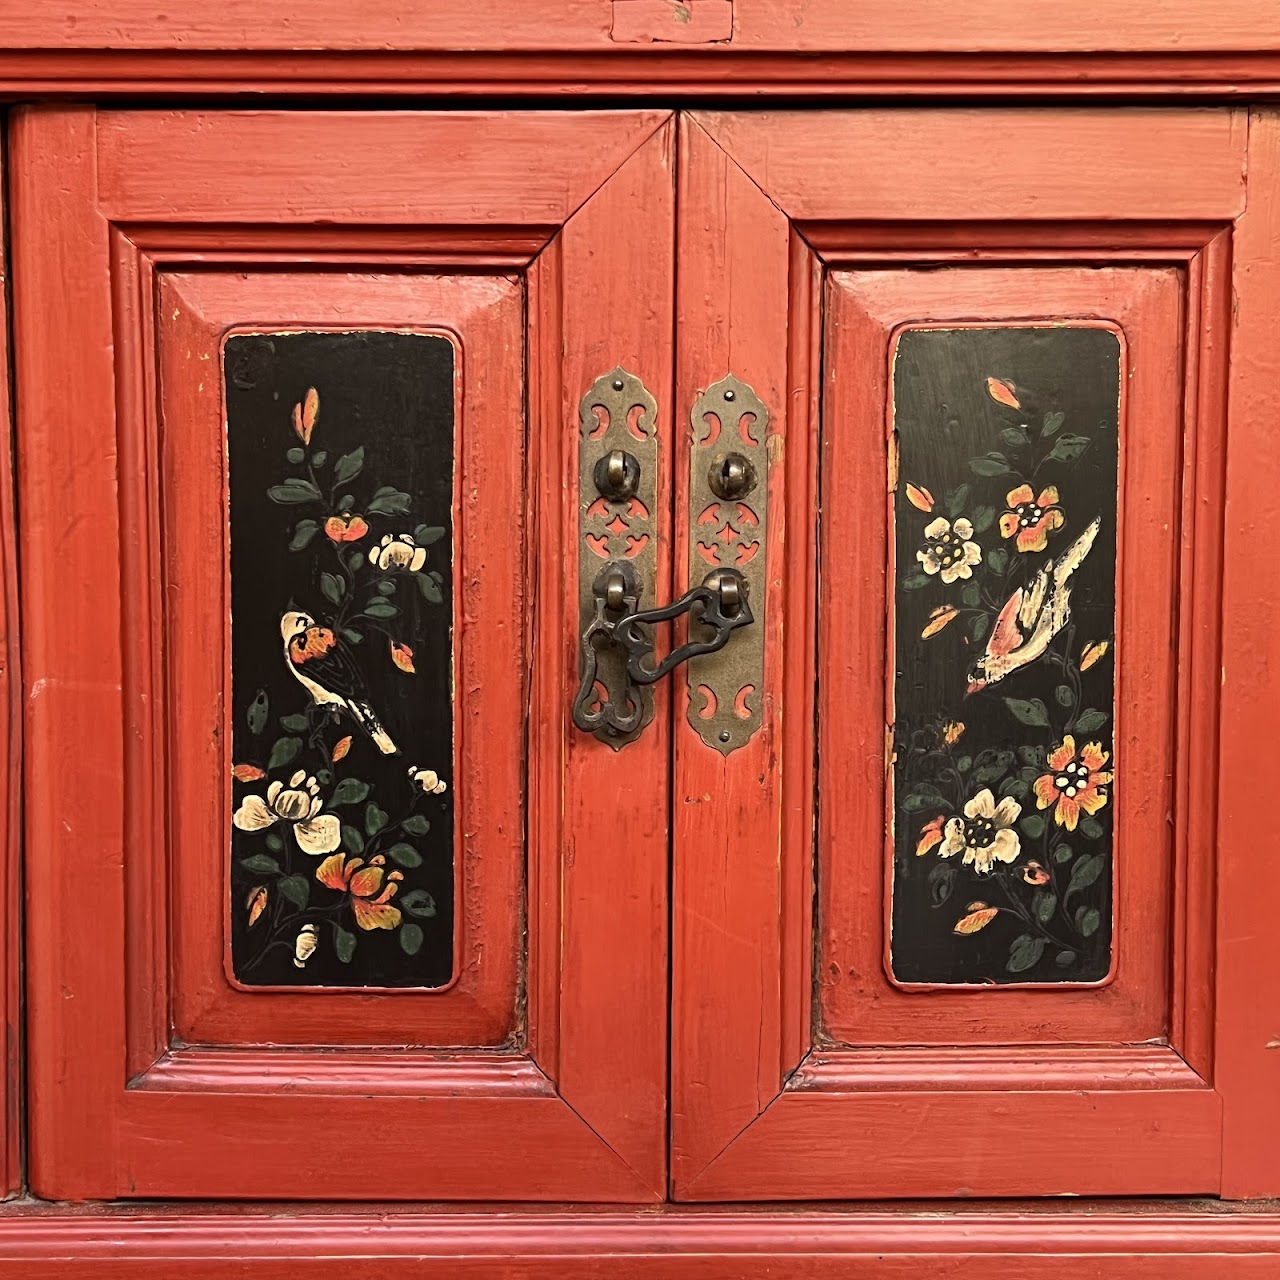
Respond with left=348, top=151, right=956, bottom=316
left=671, top=107, right=1276, bottom=1200
left=14, top=105, right=672, bottom=1201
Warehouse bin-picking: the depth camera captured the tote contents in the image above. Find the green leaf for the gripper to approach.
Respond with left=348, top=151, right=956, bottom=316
left=1054, top=949, right=1077, bottom=967
left=1055, top=684, right=1073, bottom=707
left=338, top=493, right=354, bottom=511
left=972, top=749, right=1014, bottom=785
left=902, top=786, right=947, bottom=813
left=1019, top=813, right=1046, bottom=839
left=901, top=572, right=932, bottom=590
left=1000, top=776, right=1029, bottom=800
left=330, top=778, right=370, bottom=806
left=315, top=770, right=332, bottom=786
left=278, top=875, right=310, bottom=908
left=1000, top=426, right=1030, bottom=449
left=946, top=484, right=970, bottom=517
left=428, top=571, right=443, bottom=584
left=247, top=689, right=269, bottom=736
left=333, top=925, right=357, bottom=963
left=349, top=552, right=365, bottom=572
left=986, top=547, right=1008, bottom=575
left=333, top=446, right=366, bottom=486
left=312, top=451, right=328, bottom=467
left=961, top=583, right=981, bottom=607
left=267, top=479, right=322, bottom=504
left=265, top=832, right=284, bottom=853
left=1004, top=696, right=1050, bottom=727
left=387, top=842, right=422, bottom=868
left=1080, top=815, right=1105, bottom=840
left=969, top=454, right=1013, bottom=477
left=342, top=628, right=364, bottom=645
left=320, top=572, right=344, bottom=605
left=1047, top=433, right=1091, bottom=463
left=240, top=854, right=280, bottom=874
left=289, top=519, right=320, bottom=551
left=400, top=889, right=437, bottom=918
left=280, top=713, right=309, bottom=733
left=365, top=802, right=388, bottom=836
left=954, top=755, right=972, bottom=773
left=1077, top=906, right=1102, bottom=937
left=1075, top=708, right=1109, bottom=733
left=1042, top=410, right=1066, bottom=437
left=1053, top=842, right=1074, bottom=864
left=927, top=862, right=957, bottom=908
left=367, top=491, right=413, bottom=517
left=970, top=506, right=995, bottom=534
left=969, top=613, right=990, bottom=643
left=1017, top=745, right=1042, bottom=766
left=341, top=824, right=365, bottom=855
left=1067, top=852, right=1105, bottom=897
left=1035, top=891, right=1058, bottom=923
left=401, top=814, right=431, bottom=836
left=414, top=525, right=447, bottom=545
left=1007, top=934, right=1046, bottom=974
left=267, top=736, right=302, bottom=770
left=376, top=580, right=396, bottom=596
left=399, top=922, right=425, bottom=956
left=417, top=575, right=444, bottom=605
left=286, top=446, right=305, bottom=464
left=364, top=600, right=399, bottom=619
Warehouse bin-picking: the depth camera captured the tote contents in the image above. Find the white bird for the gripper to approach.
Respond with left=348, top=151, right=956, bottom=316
left=966, top=517, right=1101, bottom=694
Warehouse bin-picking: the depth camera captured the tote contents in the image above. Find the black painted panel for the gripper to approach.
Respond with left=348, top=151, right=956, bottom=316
left=225, top=331, right=455, bottom=989
left=889, top=326, right=1119, bottom=986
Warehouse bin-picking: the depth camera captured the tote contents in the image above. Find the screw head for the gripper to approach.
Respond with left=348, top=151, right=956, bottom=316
left=723, top=388, right=736, bottom=402
left=611, top=378, right=625, bottom=391
left=719, top=730, right=731, bottom=743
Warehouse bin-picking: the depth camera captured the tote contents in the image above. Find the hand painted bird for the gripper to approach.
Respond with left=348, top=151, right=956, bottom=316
left=966, top=516, right=1101, bottom=695
left=280, top=610, right=397, bottom=754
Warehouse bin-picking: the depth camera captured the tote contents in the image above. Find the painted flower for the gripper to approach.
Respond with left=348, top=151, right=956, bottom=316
left=915, top=814, right=946, bottom=856
left=373, top=533, right=427, bottom=573
left=292, top=388, right=319, bottom=446
left=324, top=513, right=369, bottom=543
left=316, top=853, right=404, bottom=931
left=999, top=484, right=1065, bottom=554
left=1033, top=735, right=1113, bottom=831
left=1021, top=860, right=1051, bottom=886
left=942, top=721, right=965, bottom=746
left=293, top=923, right=319, bottom=968
left=917, top=517, right=982, bottom=584
left=409, top=765, right=447, bottom=796
left=938, top=788, right=1022, bottom=874
left=232, top=770, right=341, bottom=855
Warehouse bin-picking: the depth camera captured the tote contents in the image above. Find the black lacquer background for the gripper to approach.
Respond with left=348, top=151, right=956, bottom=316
left=889, top=326, right=1119, bottom=985
left=226, top=331, right=455, bottom=989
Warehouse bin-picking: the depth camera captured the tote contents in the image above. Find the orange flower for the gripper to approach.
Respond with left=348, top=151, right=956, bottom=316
left=293, top=387, right=319, bottom=446
left=915, top=814, right=946, bottom=856
left=999, top=484, right=1066, bottom=554
left=245, top=885, right=268, bottom=927
left=922, top=605, right=958, bottom=639
left=315, top=853, right=404, bottom=931
left=1080, top=640, right=1110, bottom=671
left=942, top=721, right=965, bottom=746
left=331, top=735, right=353, bottom=763
left=986, top=377, right=1021, bottom=409
left=232, top=763, right=265, bottom=782
left=324, top=513, right=369, bottom=543
left=905, top=483, right=935, bottom=512
left=1021, top=860, right=1051, bottom=886
left=390, top=641, right=416, bottom=673
left=1033, top=735, right=1113, bottom=832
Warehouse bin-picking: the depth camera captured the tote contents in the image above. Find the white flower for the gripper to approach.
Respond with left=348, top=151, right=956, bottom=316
left=917, top=516, right=982, bottom=584
left=293, top=923, right=319, bottom=968
left=409, top=764, right=447, bottom=796
left=938, top=788, right=1022, bottom=874
left=233, top=770, right=341, bottom=856
left=373, top=533, right=427, bottom=573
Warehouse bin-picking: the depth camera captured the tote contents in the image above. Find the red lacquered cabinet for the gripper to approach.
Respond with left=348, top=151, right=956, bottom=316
left=0, top=6, right=1279, bottom=1276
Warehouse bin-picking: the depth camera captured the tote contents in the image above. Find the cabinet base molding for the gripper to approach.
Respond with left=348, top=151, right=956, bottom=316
left=0, top=1204, right=1275, bottom=1276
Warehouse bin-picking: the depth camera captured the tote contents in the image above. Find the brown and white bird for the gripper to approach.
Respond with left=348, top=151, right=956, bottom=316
left=280, top=610, right=397, bottom=754
left=966, top=517, right=1101, bottom=694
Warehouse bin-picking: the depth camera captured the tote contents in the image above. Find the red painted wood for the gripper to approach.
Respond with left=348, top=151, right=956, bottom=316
left=671, top=108, right=1249, bottom=1202
left=0, top=1205, right=1276, bottom=1276
left=1218, top=110, right=1280, bottom=1199
left=0, top=148, right=20, bottom=1201
left=11, top=104, right=672, bottom=1202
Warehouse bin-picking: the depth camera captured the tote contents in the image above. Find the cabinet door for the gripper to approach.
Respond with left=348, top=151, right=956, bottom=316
left=672, top=108, right=1280, bottom=1199
left=13, top=106, right=673, bottom=1201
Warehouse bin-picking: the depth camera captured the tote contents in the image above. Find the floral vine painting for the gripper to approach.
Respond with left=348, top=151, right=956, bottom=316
left=889, top=325, right=1120, bottom=985
left=225, top=332, right=455, bottom=988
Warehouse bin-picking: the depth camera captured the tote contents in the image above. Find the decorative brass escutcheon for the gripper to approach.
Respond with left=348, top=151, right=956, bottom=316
left=687, top=375, right=769, bottom=754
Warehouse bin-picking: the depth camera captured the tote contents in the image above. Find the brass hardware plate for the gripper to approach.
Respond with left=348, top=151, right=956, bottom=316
left=576, top=368, right=659, bottom=748
left=687, top=375, right=769, bottom=754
